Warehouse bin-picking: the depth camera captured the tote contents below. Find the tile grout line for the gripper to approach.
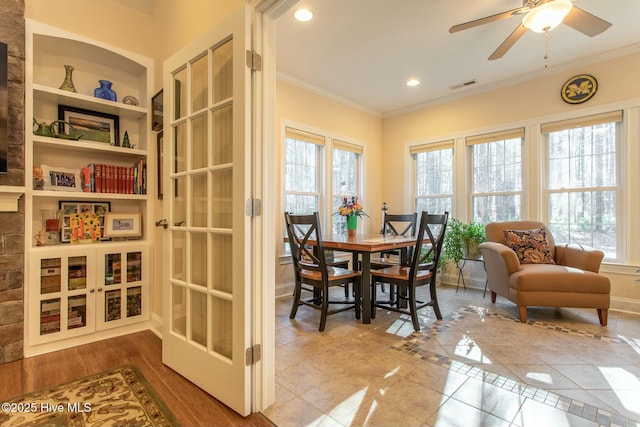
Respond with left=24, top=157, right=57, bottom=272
left=388, top=305, right=634, bottom=427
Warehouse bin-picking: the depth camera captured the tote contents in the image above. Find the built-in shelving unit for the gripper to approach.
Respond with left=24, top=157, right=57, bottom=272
left=24, top=20, right=154, bottom=355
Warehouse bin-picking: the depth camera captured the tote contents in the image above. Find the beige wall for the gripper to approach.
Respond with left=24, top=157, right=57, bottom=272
left=25, top=0, right=154, bottom=56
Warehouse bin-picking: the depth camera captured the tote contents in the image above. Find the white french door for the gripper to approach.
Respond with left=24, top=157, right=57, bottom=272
left=162, top=6, right=254, bottom=416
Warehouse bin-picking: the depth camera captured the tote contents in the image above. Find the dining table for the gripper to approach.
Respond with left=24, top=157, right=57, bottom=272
left=315, top=233, right=418, bottom=324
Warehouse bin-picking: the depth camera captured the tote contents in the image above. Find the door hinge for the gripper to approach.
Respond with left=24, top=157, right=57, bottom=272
left=245, top=198, right=262, bottom=217
left=246, top=50, right=262, bottom=71
left=245, top=344, right=261, bottom=366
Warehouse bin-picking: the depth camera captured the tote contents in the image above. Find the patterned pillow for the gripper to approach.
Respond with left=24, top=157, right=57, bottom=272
left=503, top=228, right=555, bottom=264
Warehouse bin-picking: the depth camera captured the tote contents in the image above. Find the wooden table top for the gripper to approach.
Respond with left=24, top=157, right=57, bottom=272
left=316, top=233, right=417, bottom=253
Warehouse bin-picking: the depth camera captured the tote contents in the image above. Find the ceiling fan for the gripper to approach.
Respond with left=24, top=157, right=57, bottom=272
left=449, top=0, right=612, bottom=60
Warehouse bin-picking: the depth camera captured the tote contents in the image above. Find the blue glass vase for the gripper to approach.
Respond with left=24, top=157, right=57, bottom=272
left=94, top=80, right=117, bottom=101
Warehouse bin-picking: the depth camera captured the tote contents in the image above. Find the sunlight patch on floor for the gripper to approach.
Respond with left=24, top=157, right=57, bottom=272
left=525, top=371, right=554, bottom=385
left=454, top=334, right=492, bottom=363
left=600, top=367, right=640, bottom=415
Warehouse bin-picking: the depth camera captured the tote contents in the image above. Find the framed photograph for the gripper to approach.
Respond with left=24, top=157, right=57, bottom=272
left=41, top=164, right=82, bottom=192
left=152, top=89, right=163, bottom=131
left=157, top=130, right=163, bottom=200
left=59, top=200, right=110, bottom=243
left=58, top=105, right=120, bottom=146
left=103, top=212, right=142, bottom=238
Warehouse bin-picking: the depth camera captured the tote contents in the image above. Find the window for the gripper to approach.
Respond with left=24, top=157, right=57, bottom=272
left=332, top=141, right=362, bottom=235
left=543, top=111, right=622, bottom=260
left=282, top=126, right=364, bottom=255
left=284, top=128, right=323, bottom=215
left=468, top=129, right=524, bottom=224
left=412, top=140, right=454, bottom=215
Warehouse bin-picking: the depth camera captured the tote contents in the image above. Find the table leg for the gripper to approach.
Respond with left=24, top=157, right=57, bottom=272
left=361, top=252, right=371, bottom=324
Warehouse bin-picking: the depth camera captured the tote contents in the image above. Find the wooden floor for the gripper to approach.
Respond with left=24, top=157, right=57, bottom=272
left=0, top=330, right=275, bottom=427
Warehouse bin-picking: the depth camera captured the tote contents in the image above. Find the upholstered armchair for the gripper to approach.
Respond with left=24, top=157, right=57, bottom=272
left=479, top=220, right=610, bottom=326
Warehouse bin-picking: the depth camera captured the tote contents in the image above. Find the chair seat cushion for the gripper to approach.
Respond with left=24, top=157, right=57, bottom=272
left=510, top=264, right=610, bottom=294
left=371, top=265, right=432, bottom=281
left=300, top=266, right=361, bottom=281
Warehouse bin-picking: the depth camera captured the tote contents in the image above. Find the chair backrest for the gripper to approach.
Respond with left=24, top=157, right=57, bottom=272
left=485, top=220, right=556, bottom=256
left=409, top=211, right=449, bottom=280
left=382, top=213, right=418, bottom=237
left=284, top=212, right=327, bottom=277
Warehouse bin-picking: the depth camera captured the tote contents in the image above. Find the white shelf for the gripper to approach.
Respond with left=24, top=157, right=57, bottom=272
left=33, top=136, right=146, bottom=157
left=31, top=190, right=148, bottom=201
left=33, top=84, right=147, bottom=119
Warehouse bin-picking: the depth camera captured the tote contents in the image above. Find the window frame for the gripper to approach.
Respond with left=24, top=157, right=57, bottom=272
left=468, top=128, right=525, bottom=225
left=411, top=140, right=455, bottom=217
left=541, top=111, right=623, bottom=262
left=281, top=123, right=365, bottom=256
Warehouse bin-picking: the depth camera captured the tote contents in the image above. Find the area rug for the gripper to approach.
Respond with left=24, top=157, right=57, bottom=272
left=0, top=364, right=179, bottom=427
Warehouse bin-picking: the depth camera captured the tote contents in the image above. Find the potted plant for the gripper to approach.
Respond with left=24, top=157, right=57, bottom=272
left=440, top=218, right=486, bottom=267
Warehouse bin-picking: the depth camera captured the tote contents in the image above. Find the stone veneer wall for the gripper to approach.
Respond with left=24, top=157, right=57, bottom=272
left=0, top=0, right=26, bottom=364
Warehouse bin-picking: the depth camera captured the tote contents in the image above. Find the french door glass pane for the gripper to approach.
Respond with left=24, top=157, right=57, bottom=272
left=192, top=114, right=208, bottom=170
left=174, top=176, right=187, bottom=227
left=212, top=297, right=232, bottom=359
left=171, top=231, right=186, bottom=281
left=191, top=54, right=208, bottom=112
left=211, top=169, right=232, bottom=228
left=190, top=289, right=207, bottom=346
left=212, top=105, right=233, bottom=165
left=212, top=234, right=232, bottom=293
left=174, top=122, right=187, bottom=173
left=212, top=39, right=233, bottom=103
left=171, top=284, right=186, bottom=336
left=191, top=232, right=207, bottom=288
left=192, top=173, right=208, bottom=227
left=174, top=68, right=187, bottom=120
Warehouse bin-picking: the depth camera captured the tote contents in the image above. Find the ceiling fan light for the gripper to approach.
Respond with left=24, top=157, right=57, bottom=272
left=522, top=0, right=573, bottom=33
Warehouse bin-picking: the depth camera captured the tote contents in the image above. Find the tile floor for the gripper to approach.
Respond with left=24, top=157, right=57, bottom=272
left=263, top=284, right=640, bottom=427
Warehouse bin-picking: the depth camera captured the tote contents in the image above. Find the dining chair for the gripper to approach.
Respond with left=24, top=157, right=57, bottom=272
left=368, top=212, right=418, bottom=301
left=371, top=211, right=448, bottom=332
left=371, top=212, right=418, bottom=270
left=285, top=212, right=362, bottom=331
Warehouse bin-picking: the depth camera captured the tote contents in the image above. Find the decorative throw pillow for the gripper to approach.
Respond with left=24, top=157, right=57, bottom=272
left=503, top=228, right=555, bottom=264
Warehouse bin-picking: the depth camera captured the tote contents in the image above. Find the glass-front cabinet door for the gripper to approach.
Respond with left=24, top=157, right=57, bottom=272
left=95, top=243, right=149, bottom=330
left=29, top=247, right=96, bottom=345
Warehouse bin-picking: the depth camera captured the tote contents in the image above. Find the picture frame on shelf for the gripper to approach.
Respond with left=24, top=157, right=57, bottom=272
left=58, top=105, right=120, bottom=146
left=152, top=89, right=163, bottom=131
left=103, top=212, right=142, bottom=238
left=59, top=200, right=110, bottom=243
left=157, top=130, right=163, bottom=200
left=40, top=164, right=82, bottom=192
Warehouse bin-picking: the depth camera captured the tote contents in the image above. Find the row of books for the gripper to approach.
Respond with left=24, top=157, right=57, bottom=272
left=80, top=161, right=146, bottom=195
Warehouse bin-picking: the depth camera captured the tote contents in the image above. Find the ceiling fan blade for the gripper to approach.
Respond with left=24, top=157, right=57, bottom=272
left=562, top=6, right=612, bottom=37
left=488, top=24, right=528, bottom=60
left=449, top=8, right=523, bottom=33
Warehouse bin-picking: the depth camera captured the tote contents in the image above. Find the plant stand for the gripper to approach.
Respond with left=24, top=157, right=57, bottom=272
left=456, top=256, right=489, bottom=297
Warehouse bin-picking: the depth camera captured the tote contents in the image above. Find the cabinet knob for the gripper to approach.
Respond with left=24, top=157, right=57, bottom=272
left=90, top=288, right=95, bottom=293
left=155, top=219, right=169, bottom=229
left=97, top=287, right=103, bottom=292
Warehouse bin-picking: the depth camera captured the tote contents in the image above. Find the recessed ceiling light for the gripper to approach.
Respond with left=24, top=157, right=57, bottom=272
left=406, top=79, right=420, bottom=87
left=294, top=8, right=313, bottom=22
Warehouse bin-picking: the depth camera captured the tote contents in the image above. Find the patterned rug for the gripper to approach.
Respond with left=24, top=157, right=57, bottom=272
left=0, top=364, right=178, bottom=427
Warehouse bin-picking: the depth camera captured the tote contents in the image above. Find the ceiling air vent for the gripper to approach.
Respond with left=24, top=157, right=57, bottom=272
left=449, top=79, right=477, bottom=90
